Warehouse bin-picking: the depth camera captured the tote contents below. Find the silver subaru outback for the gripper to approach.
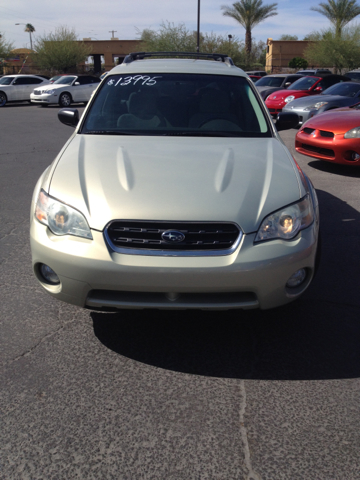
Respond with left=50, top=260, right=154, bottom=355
left=30, top=52, right=319, bottom=310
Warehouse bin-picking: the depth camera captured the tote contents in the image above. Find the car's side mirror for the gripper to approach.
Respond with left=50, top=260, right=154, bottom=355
left=58, top=108, right=79, bottom=127
left=314, top=86, right=322, bottom=92
left=74, top=82, right=80, bottom=86
left=284, top=82, right=291, bottom=87
left=276, top=112, right=299, bottom=131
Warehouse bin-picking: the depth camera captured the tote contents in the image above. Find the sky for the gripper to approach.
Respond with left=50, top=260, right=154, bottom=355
left=0, top=0, right=353, bottom=50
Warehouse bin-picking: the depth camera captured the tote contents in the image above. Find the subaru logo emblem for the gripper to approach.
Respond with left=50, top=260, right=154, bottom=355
left=162, top=230, right=185, bottom=243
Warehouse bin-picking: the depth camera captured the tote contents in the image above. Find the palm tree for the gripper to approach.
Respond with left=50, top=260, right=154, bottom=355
left=221, top=0, right=278, bottom=62
left=25, top=23, right=35, bottom=50
left=311, top=0, right=360, bottom=37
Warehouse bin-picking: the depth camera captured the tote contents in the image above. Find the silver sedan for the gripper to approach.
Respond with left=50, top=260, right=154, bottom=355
left=283, top=81, right=360, bottom=125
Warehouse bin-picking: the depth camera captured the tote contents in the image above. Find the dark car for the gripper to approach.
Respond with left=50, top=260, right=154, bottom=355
left=283, top=81, right=360, bottom=124
left=246, top=70, right=267, bottom=77
left=255, top=74, right=304, bottom=100
left=344, top=70, right=360, bottom=83
left=296, top=69, right=332, bottom=75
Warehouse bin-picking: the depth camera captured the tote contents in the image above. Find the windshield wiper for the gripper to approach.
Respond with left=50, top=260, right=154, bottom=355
left=83, top=130, right=138, bottom=135
left=162, top=131, right=242, bottom=137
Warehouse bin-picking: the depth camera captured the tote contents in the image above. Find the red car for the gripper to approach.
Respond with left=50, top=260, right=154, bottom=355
left=295, top=104, right=360, bottom=166
left=266, top=74, right=349, bottom=116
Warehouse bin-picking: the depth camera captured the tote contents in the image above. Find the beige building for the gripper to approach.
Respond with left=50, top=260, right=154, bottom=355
left=3, top=40, right=142, bottom=75
left=78, top=39, right=142, bottom=72
left=3, top=48, right=34, bottom=74
left=266, top=38, right=313, bottom=73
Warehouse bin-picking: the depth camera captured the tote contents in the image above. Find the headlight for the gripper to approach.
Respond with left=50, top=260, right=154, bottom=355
left=284, top=95, right=295, bottom=103
left=35, top=189, right=93, bottom=239
left=344, top=126, right=360, bottom=138
left=304, top=101, right=328, bottom=111
left=255, top=195, right=314, bottom=242
left=43, top=89, right=55, bottom=95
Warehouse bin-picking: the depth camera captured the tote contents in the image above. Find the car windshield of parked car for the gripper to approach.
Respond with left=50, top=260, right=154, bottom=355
left=82, top=73, right=270, bottom=137
left=321, top=82, right=360, bottom=97
left=0, top=77, right=14, bottom=85
left=288, top=76, right=320, bottom=91
left=53, top=76, right=76, bottom=85
left=255, top=76, right=284, bottom=87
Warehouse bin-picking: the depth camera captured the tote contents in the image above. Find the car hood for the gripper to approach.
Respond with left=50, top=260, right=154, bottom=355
left=48, top=135, right=302, bottom=233
left=303, top=107, right=360, bottom=134
left=39, top=83, right=72, bottom=91
left=268, top=89, right=308, bottom=101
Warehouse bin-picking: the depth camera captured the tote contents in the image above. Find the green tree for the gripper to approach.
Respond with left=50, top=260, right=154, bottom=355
left=25, top=23, right=35, bottom=50
left=221, top=0, right=278, bottom=61
left=248, top=39, right=266, bottom=66
left=311, top=0, right=360, bottom=37
left=34, top=26, right=91, bottom=73
left=288, top=57, right=308, bottom=69
left=304, top=25, right=360, bottom=73
left=139, top=22, right=197, bottom=52
left=138, top=21, right=246, bottom=67
left=0, top=33, right=14, bottom=59
left=303, top=31, right=323, bottom=40
left=278, top=34, right=299, bottom=40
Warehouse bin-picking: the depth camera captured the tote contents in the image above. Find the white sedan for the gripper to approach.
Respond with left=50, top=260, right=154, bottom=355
left=30, top=75, right=101, bottom=107
left=0, top=75, right=50, bottom=107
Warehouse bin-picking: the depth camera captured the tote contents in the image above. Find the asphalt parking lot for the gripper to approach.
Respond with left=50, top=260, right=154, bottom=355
left=1, top=102, right=360, bottom=479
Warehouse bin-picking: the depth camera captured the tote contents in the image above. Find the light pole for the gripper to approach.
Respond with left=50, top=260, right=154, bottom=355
left=15, top=23, right=34, bottom=50
left=197, top=0, right=200, bottom=53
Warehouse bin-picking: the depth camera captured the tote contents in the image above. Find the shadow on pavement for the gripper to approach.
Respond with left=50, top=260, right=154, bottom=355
left=92, top=190, right=360, bottom=381
left=308, top=160, right=360, bottom=178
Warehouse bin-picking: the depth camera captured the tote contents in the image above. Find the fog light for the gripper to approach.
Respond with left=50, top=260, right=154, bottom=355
left=352, top=152, right=360, bottom=161
left=40, top=264, right=60, bottom=285
left=286, top=268, right=306, bottom=288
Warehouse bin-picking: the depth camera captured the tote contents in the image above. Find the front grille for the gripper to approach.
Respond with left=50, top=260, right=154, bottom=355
left=105, top=220, right=242, bottom=256
left=33, top=89, right=42, bottom=95
left=320, top=130, right=334, bottom=138
left=301, top=143, right=335, bottom=157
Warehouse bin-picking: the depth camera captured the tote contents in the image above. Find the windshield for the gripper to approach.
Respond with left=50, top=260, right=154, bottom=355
left=0, top=77, right=14, bottom=85
left=255, top=76, right=284, bottom=87
left=322, top=82, right=360, bottom=97
left=288, top=76, right=320, bottom=91
left=53, top=76, right=76, bottom=85
left=82, top=73, right=271, bottom=137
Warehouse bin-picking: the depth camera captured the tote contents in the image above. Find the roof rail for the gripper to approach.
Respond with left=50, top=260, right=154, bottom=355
left=123, top=52, right=234, bottom=66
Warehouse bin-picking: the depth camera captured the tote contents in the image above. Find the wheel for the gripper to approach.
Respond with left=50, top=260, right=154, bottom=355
left=59, top=92, right=72, bottom=107
left=0, top=92, right=7, bottom=107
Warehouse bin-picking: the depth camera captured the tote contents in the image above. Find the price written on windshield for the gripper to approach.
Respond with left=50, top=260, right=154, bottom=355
left=107, top=76, right=162, bottom=87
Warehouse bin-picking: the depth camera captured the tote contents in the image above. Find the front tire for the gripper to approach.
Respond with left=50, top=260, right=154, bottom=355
left=59, top=92, right=72, bottom=107
left=0, top=92, right=7, bottom=107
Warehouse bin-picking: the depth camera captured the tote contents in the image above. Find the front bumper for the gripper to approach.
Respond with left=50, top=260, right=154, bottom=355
left=296, top=129, right=360, bottom=165
left=265, top=100, right=286, bottom=117
left=30, top=219, right=319, bottom=310
left=30, top=94, right=57, bottom=104
left=283, top=107, right=313, bottom=125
